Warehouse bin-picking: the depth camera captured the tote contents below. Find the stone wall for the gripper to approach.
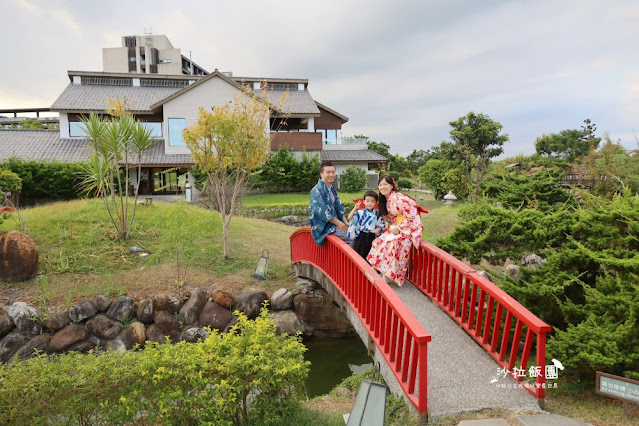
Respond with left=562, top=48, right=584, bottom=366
left=0, top=280, right=355, bottom=363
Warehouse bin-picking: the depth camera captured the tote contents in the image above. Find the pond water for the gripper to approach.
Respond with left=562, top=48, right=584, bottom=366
left=303, top=337, right=372, bottom=397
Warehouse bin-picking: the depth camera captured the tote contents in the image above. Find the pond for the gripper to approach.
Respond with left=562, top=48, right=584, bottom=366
left=303, top=337, right=372, bottom=398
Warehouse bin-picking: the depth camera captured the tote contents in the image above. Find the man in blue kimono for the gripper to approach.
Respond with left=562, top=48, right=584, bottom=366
left=309, top=161, right=350, bottom=246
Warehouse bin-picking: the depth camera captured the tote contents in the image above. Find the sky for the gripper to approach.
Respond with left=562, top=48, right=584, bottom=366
left=1, top=0, right=638, bottom=157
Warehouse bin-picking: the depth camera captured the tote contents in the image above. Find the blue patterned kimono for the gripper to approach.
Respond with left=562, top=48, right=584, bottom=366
left=309, top=179, right=346, bottom=246
left=347, top=209, right=385, bottom=240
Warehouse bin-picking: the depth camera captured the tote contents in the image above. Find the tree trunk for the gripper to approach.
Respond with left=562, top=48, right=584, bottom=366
left=222, top=221, right=229, bottom=259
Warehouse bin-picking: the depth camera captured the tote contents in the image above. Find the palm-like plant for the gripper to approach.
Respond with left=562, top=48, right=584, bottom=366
left=80, top=103, right=155, bottom=241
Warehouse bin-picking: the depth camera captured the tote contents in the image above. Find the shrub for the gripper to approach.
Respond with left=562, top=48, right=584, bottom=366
left=0, top=168, right=22, bottom=194
left=441, top=167, right=469, bottom=199
left=396, top=178, right=412, bottom=190
left=442, top=184, right=639, bottom=380
left=339, top=166, right=367, bottom=192
left=249, top=148, right=320, bottom=193
left=418, top=159, right=456, bottom=200
left=1, top=157, right=84, bottom=204
left=0, top=309, right=309, bottom=425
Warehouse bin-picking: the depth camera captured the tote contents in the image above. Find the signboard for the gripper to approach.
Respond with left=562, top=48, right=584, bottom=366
left=596, top=372, right=639, bottom=405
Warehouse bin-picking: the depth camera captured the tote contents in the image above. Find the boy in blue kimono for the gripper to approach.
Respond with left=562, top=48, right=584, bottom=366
left=347, top=190, right=385, bottom=260
left=309, top=161, right=350, bottom=246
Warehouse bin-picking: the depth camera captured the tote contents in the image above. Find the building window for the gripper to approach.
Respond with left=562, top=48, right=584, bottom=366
left=69, top=121, right=85, bottom=137
left=142, top=122, right=162, bottom=138
left=318, top=129, right=337, bottom=145
left=159, top=59, right=172, bottom=64
left=168, top=118, right=186, bottom=146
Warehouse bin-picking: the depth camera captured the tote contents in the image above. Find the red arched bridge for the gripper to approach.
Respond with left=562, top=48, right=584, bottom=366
left=290, top=228, right=551, bottom=421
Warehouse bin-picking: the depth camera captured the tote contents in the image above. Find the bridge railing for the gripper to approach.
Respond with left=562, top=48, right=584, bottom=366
left=407, top=240, right=552, bottom=400
left=290, top=228, right=432, bottom=415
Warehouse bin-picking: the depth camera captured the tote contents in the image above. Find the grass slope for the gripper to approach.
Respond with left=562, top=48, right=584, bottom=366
left=0, top=199, right=295, bottom=308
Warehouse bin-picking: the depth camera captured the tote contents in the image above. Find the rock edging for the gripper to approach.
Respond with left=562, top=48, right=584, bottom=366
left=0, top=278, right=355, bottom=363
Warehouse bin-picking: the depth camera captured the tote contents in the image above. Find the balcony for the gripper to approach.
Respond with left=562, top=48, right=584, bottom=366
left=271, top=132, right=322, bottom=151
left=339, top=136, right=368, bottom=145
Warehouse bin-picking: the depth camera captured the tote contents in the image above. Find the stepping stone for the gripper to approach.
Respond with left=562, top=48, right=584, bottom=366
left=516, top=414, right=592, bottom=426
left=458, top=419, right=510, bottom=425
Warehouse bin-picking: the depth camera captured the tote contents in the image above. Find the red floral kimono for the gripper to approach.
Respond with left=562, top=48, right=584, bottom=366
left=367, top=191, right=423, bottom=286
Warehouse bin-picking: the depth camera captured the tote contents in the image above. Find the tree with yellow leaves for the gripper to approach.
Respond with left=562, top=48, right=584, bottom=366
left=183, top=87, right=286, bottom=258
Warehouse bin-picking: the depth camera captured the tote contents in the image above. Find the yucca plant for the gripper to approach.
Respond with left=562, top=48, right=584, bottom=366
left=79, top=100, right=155, bottom=241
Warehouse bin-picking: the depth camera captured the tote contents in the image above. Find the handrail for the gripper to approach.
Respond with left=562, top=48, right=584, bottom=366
left=290, top=227, right=431, bottom=415
left=406, top=240, right=552, bottom=400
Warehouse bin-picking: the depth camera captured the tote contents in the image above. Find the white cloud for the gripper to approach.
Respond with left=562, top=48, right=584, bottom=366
left=1, top=0, right=638, bottom=157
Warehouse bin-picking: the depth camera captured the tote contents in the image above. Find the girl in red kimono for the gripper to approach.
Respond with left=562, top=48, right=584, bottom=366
left=367, top=176, right=423, bottom=287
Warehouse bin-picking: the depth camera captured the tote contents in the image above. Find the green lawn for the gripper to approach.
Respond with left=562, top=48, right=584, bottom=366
left=0, top=199, right=296, bottom=307
left=243, top=191, right=364, bottom=208
left=243, top=190, right=462, bottom=243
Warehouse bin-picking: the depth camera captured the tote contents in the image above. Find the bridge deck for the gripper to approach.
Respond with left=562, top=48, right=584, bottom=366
left=395, top=280, right=542, bottom=418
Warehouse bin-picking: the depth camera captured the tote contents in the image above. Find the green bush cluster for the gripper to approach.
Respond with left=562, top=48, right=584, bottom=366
left=339, top=166, right=367, bottom=192
left=0, top=309, right=309, bottom=425
left=0, top=168, right=22, bottom=195
left=440, top=174, right=639, bottom=380
left=1, top=157, right=84, bottom=204
left=439, top=202, right=576, bottom=265
left=248, top=148, right=319, bottom=193
left=396, top=178, right=412, bottom=190
left=481, top=170, right=574, bottom=210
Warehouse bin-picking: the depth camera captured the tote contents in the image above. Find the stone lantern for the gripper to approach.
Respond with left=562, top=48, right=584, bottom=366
left=443, top=191, right=457, bottom=206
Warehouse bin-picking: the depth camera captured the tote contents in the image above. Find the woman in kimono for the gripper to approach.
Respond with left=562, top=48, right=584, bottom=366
left=367, top=176, right=423, bottom=287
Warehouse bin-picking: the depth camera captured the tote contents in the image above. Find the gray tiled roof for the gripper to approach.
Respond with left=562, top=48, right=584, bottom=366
left=321, top=149, right=388, bottom=163
left=0, top=130, right=193, bottom=165
left=267, top=90, right=320, bottom=115
left=0, top=130, right=90, bottom=163
left=50, top=84, right=181, bottom=112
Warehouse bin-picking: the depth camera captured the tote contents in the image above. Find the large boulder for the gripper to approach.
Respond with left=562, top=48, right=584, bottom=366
left=233, top=291, right=269, bottom=319
left=7, top=302, right=41, bottom=335
left=124, top=322, right=146, bottom=350
left=293, top=291, right=355, bottom=338
left=11, top=333, right=52, bottom=361
left=179, top=288, right=207, bottom=325
left=104, top=337, right=127, bottom=353
left=42, top=312, right=71, bottom=332
left=295, top=277, right=320, bottom=294
left=153, top=294, right=181, bottom=313
left=153, top=310, right=183, bottom=340
left=199, top=301, right=233, bottom=331
left=146, top=324, right=168, bottom=344
left=0, top=314, right=14, bottom=338
left=67, top=335, right=100, bottom=353
left=0, top=230, right=38, bottom=282
left=522, top=253, right=546, bottom=270
left=85, top=315, right=123, bottom=340
left=136, top=298, right=154, bottom=325
left=68, top=300, right=98, bottom=323
left=212, top=290, right=235, bottom=308
left=0, top=331, right=28, bottom=363
left=105, top=296, right=135, bottom=323
left=271, top=288, right=293, bottom=311
left=272, top=310, right=313, bottom=338
left=49, top=324, right=89, bottom=352
left=93, top=295, right=112, bottom=312
left=181, top=327, right=209, bottom=343
left=505, top=264, right=522, bottom=282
